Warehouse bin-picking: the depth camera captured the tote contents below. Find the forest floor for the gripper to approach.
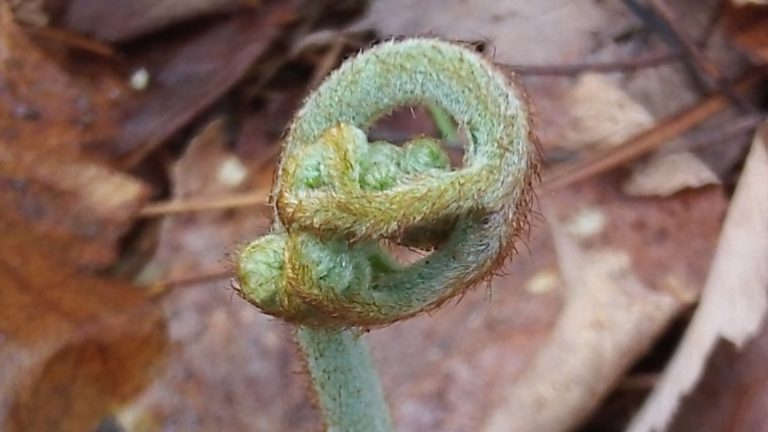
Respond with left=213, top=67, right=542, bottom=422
left=1, top=1, right=767, bottom=431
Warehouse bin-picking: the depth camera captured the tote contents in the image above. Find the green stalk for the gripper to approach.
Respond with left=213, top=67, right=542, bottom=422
left=296, top=327, right=392, bottom=432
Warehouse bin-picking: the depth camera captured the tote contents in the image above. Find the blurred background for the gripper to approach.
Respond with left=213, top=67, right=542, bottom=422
left=1, top=0, right=767, bottom=431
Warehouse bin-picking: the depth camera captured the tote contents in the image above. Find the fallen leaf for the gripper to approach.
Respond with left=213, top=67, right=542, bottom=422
left=730, top=0, right=768, bottom=8
left=371, top=231, right=563, bottom=432
left=233, top=90, right=301, bottom=160
left=2, top=1, right=296, bottom=168
left=9, top=0, right=50, bottom=27
left=563, top=206, right=607, bottom=240
left=43, top=0, right=250, bottom=42
left=0, top=220, right=168, bottom=432
left=352, top=0, right=636, bottom=65
left=113, top=2, right=297, bottom=166
left=173, top=119, right=252, bottom=197
left=723, top=3, right=768, bottom=64
left=668, top=317, right=768, bottom=432
left=483, top=218, right=683, bottom=432
left=0, top=5, right=128, bottom=159
left=624, top=151, right=720, bottom=197
left=628, top=124, right=768, bottom=432
left=0, top=145, right=150, bottom=269
left=554, top=73, right=656, bottom=152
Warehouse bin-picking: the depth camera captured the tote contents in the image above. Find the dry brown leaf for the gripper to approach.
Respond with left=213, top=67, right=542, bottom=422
left=113, top=2, right=296, bottom=166
left=623, top=151, right=720, bottom=197
left=173, top=119, right=251, bottom=197
left=41, top=0, right=249, bottom=42
left=0, top=145, right=150, bottom=269
left=731, top=0, right=768, bottom=7
left=1, top=5, right=151, bottom=269
left=353, top=0, right=635, bottom=65
left=554, top=73, right=655, bottom=152
left=669, top=314, right=768, bottom=431
left=483, top=219, right=683, bottom=432
left=723, top=3, right=768, bottom=64
left=629, top=124, right=768, bottom=432
left=477, top=172, right=726, bottom=432
left=0, top=5, right=128, bottom=158
left=1, top=2, right=295, bottom=167
left=0, top=221, right=168, bottom=432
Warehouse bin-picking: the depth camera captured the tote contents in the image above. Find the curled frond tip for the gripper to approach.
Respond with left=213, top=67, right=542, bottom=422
left=236, top=38, right=538, bottom=328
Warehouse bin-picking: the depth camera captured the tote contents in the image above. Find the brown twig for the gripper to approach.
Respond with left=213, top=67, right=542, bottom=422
left=27, top=26, right=116, bottom=57
left=501, top=50, right=681, bottom=76
left=543, top=70, right=764, bottom=190
left=139, top=192, right=271, bottom=218
left=681, top=113, right=766, bottom=152
left=147, top=269, right=234, bottom=299
left=308, top=37, right=347, bottom=89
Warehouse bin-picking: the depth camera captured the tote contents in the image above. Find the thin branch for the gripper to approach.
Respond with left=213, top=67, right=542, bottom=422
left=308, top=37, right=347, bottom=89
left=681, top=114, right=766, bottom=152
left=543, top=70, right=764, bottom=190
left=139, top=192, right=271, bottom=218
left=26, top=26, right=116, bottom=57
left=147, top=269, right=234, bottom=299
left=500, top=50, right=680, bottom=77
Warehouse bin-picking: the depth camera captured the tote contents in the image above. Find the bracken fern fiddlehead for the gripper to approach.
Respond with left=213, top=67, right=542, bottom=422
left=236, top=38, right=537, bottom=431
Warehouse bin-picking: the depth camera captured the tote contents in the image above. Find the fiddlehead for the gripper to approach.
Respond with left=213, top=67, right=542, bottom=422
left=235, top=38, right=538, bottom=432
left=236, top=38, right=538, bottom=328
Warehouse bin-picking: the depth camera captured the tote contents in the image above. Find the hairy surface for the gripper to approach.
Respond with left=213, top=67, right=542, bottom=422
left=236, top=38, right=538, bottom=328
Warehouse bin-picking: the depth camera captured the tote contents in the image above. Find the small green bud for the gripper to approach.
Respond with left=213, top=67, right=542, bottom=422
left=236, top=233, right=286, bottom=314
left=401, top=138, right=450, bottom=174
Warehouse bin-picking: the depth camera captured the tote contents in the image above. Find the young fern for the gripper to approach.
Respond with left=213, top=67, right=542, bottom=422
left=236, top=38, right=537, bottom=431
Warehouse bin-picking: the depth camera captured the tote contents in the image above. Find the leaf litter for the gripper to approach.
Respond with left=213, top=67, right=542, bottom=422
left=629, top=124, right=768, bottom=432
left=1, top=0, right=767, bottom=430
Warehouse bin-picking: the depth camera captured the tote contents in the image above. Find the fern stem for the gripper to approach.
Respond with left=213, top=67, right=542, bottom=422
left=296, top=327, right=392, bottom=432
